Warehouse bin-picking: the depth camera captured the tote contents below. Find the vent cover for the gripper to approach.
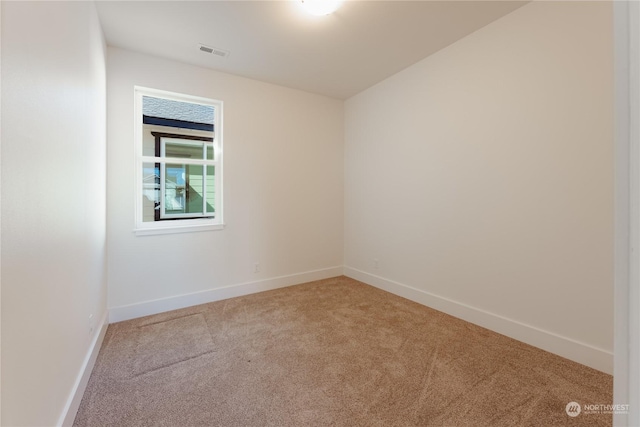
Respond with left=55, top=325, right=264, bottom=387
left=199, top=44, right=230, bottom=58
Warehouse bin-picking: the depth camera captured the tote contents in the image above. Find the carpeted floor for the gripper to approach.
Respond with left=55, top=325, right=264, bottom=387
left=74, top=276, right=612, bottom=426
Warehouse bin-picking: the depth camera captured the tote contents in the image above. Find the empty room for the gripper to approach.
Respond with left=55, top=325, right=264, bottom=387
left=1, top=0, right=638, bottom=426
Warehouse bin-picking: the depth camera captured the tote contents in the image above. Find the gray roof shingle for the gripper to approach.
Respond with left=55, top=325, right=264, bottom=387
left=143, top=96, right=214, bottom=125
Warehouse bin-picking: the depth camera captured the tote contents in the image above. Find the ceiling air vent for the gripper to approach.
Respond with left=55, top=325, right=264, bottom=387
left=199, top=44, right=230, bottom=59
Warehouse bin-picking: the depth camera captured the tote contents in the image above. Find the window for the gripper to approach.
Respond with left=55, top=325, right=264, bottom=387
left=135, top=87, right=223, bottom=235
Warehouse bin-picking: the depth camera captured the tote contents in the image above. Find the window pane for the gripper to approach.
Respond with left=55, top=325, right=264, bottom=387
left=206, top=145, right=214, bottom=160
left=142, top=125, right=156, bottom=156
left=206, top=165, right=215, bottom=213
left=143, top=96, right=214, bottom=130
left=185, top=164, right=204, bottom=214
left=164, top=163, right=188, bottom=215
left=142, top=162, right=160, bottom=222
left=164, top=142, right=204, bottom=159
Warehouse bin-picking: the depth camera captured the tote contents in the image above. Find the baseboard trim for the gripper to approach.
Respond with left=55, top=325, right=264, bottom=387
left=58, top=310, right=109, bottom=427
left=344, top=266, right=613, bottom=374
left=109, top=266, right=344, bottom=323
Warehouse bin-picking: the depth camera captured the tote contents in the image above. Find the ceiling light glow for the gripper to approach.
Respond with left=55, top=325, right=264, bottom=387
left=300, top=0, right=342, bottom=16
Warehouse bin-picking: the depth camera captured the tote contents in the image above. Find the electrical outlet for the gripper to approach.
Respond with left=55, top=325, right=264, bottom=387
left=373, top=258, right=379, bottom=269
left=254, top=263, right=260, bottom=273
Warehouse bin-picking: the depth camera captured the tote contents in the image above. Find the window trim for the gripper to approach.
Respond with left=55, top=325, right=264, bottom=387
left=134, top=86, right=224, bottom=236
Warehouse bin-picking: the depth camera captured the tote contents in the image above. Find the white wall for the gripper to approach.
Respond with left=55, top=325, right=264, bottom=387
left=1, top=2, right=107, bottom=426
left=107, top=48, right=344, bottom=316
left=630, top=2, right=640, bottom=422
left=0, top=2, right=3, bottom=422
left=345, top=1, right=614, bottom=373
left=615, top=0, right=640, bottom=423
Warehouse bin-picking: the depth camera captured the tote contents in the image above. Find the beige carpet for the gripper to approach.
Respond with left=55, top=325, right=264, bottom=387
left=74, top=276, right=612, bottom=426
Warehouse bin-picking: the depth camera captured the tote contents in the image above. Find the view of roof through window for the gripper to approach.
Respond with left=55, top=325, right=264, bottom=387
left=142, top=96, right=214, bottom=131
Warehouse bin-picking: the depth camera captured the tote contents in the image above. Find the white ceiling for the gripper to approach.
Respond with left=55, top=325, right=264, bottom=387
left=96, top=1, right=526, bottom=99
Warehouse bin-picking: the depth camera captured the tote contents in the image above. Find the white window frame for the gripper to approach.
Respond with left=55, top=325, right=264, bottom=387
left=134, top=86, right=224, bottom=236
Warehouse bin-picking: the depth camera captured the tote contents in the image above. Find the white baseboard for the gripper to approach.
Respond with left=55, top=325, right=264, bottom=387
left=58, top=310, right=109, bottom=427
left=344, top=266, right=613, bottom=374
left=109, top=266, right=344, bottom=323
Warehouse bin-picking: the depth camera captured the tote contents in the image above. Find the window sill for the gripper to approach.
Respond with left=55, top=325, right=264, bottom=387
left=134, top=222, right=225, bottom=236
